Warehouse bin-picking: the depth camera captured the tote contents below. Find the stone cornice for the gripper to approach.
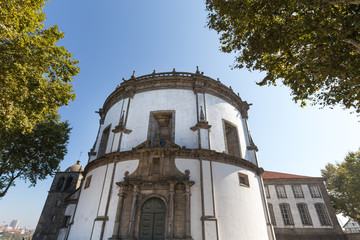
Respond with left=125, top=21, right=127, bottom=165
left=102, top=71, right=251, bottom=119
left=84, top=148, right=262, bottom=176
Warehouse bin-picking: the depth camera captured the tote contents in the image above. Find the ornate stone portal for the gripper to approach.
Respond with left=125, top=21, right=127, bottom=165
left=109, top=143, right=194, bottom=240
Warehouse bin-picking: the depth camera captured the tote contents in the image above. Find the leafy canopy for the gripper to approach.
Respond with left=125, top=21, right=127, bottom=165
left=0, top=0, right=79, bottom=133
left=0, top=0, right=79, bottom=196
left=0, top=120, right=71, bottom=197
left=206, top=0, right=360, bottom=112
left=321, top=149, right=360, bottom=224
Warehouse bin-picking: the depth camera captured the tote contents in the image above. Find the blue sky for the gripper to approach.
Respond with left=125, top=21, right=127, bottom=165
left=0, top=0, right=359, bottom=228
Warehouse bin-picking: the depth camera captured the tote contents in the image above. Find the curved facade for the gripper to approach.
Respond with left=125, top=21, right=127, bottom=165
left=67, top=70, right=274, bottom=240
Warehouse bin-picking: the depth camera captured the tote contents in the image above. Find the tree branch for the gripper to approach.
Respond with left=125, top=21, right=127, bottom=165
left=344, top=38, right=360, bottom=54
left=329, top=0, right=360, bottom=4
left=0, top=172, right=20, bottom=198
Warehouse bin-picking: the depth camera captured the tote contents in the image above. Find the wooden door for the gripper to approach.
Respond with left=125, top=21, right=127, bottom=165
left=139, top=198, right=166, bottom=240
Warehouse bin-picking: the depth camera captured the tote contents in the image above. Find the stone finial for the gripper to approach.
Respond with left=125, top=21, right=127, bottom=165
left=124, top=171, right=129, bottom=178
left=152, top=70, right=156, bottom=74
left=122, top=77, right=127, bottom=82
left=196, top=66, right=200, bottom=74
left=119, top=111, right=125, bottom=124
left=131, top=71, right=136, bottom=79
left=76, top=160, right=80, bottom=165
left=172, top=68, right=176, bottom=73
left=217, top=78, right=220, bottom=82
left=57, top=167, right=61, bottom=172
left=199, top=106, right=205, bottom=121
left=185, top=169, right=190, bottom=176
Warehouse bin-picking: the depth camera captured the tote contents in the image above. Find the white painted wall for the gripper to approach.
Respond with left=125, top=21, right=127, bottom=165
left=176, top=159, right=270, bottom=240
left=175, top=158, right=202, bottom=240
left=212, top=162, right=270, bottom=239
left=102, top=160, right=139, bottom=239
left=266, top=184, right=332, bottom=228
left=90, top=89, right=257, bottom=164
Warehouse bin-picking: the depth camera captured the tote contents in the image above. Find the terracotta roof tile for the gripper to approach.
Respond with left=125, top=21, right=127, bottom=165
left=263, top=171, right=323, bottom=180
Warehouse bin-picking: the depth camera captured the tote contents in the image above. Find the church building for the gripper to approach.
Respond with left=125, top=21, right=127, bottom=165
left=36, top=68, right=344, bottom=240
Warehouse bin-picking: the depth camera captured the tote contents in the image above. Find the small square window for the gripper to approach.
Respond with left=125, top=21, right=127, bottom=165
left=84, top=175, right=92, bottom=189
left=292, top=185, right=304, bottom=198
left=55, top=200, right=61, bottom=207
left=309, top=185, right=321, bottom=198
left=276, top=185, right=287, bottom=198
left=238, top=173, right=249, bottom=187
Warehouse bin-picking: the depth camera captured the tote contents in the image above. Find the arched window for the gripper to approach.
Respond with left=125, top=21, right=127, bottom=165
left=297, top=203, right=312, bottom=225
left=64, top=177, right=73, bottom=192
left=139, top=198, right=166, bottom=240
left=279, top=203, right=294, bottom=225
left=56, top=177, right=65, bottom=191
left=314, top=203, right=331, bottom=226
left=223, top=120, right=241, bottom=157
left=98, top=126, right=110, bottom=157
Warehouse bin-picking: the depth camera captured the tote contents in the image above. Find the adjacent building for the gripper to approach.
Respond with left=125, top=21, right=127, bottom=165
left=263, top=171, right=346, bottom=240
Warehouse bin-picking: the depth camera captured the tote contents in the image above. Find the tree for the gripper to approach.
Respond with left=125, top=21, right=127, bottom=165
left=0, top=120, right=70, bottom=197
left=206, top=0, right=360, bottom=113
left=0, top=0, right=79, bottom=133
left=321, top=149, right=360, bottom=223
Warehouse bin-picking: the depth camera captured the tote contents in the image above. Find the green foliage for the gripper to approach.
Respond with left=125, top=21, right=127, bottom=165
left=0, top=231, right=32, bottom=240
left=0, top=120, right=71, bottom=197
left=206, top=0, right=360, bottom=112
left=321, top=149, right=360, bottom=224
left=0, top=0, right=79, bottom=133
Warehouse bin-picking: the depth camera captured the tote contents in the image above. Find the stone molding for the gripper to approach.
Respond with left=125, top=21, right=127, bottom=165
left=84, top=148, right=263, bottom=176
left=102, top=71, right=251, bottom=119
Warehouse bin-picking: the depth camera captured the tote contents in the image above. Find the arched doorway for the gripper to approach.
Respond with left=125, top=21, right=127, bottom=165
left=139, top=198, right=166, bottom=240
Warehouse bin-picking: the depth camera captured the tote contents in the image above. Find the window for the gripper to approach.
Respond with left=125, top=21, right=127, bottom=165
left=309, top=185, right=321, bottom=198
left=223, top=121, right=241, bottom=157
left=315, top=203, right=331, bottom=226
left=63, top=216, right=71, bottom=227
left=276, top=185, right=287, bottom=198
left=56, top=177, right=65, bottom=191
left=84, top=175, right=92, bottom=189
left=55, top=200, right=62, bottom=207
left=148, top=111, right=175, bottom=147
left=268, top=203, right=276, bottom=226
left=292, top=185, right=304, bottom=198
left=152, top=158, right=161, bottom=174
left=64, top=177, right=73, bottom=191
left=265, top=185, right=270, bottom=198
left=297, top=203, right=312, bottom=225
left=238, top=172, right=249, bottom=187
left=98, top=126, right=110, bottom=157
left=279, top=203, right=294, bottom=225
left=51, top=215, right=56, bottom=222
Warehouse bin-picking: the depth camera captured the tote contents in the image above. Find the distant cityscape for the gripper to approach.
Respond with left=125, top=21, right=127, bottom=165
left=0, top=220, right=34, bottom=239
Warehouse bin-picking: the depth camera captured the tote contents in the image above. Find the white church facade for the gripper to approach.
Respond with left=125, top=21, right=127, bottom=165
left=34, top=69, right=342, bottom=240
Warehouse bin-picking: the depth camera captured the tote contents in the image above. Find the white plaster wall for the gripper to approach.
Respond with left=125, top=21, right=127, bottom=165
left=90, top=89, right=258, bottom=164
left=175, top=158, right=202, bottom=240
left=205, top=94, right=255, bottom=163
left=212, top=162, right=270, bottom=239
left=266, top=184, right=331, bottom=228
left=67, top=165, right=108, bottom=240
left=93, top=100, right=124, bottom=159
left=102, top=160, right=139, bottom=239
left=121, top=90, right=198, bottom=151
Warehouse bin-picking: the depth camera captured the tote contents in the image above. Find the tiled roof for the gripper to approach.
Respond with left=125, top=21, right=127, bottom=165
left=263, top=171, right=322, bottom=180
